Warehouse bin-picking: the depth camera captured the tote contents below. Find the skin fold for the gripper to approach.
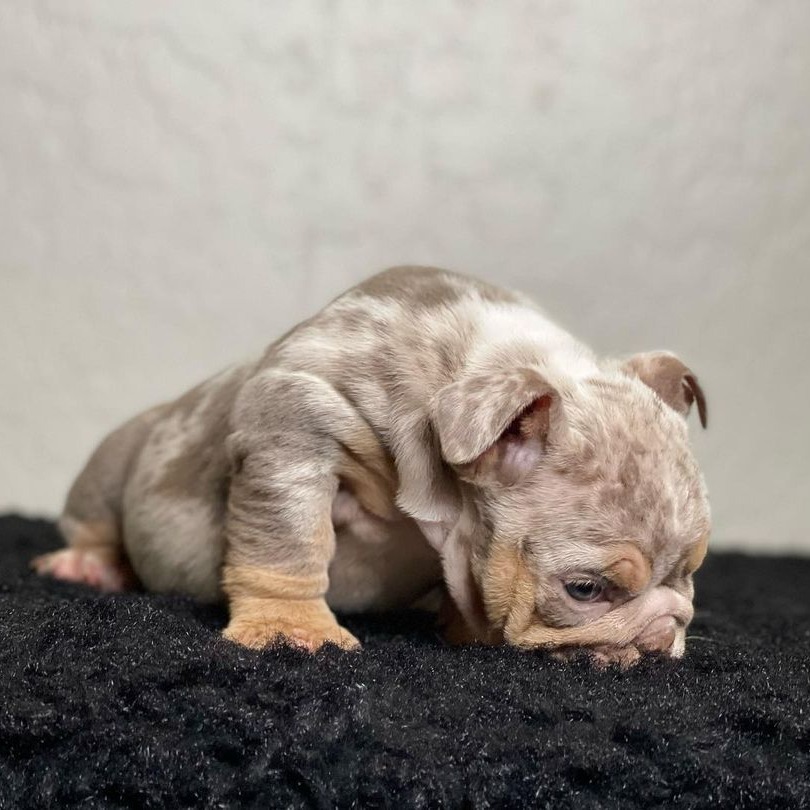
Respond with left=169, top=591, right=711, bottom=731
left=33, top=267, right=710, bottom=664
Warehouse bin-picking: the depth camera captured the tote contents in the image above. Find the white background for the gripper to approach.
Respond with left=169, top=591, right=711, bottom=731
left=2, top=1, right=809, bottom=552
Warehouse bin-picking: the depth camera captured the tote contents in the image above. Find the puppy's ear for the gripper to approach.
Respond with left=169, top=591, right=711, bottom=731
left=622, top=352, right=707, bottom=428
left=431, top=368, right=561, bottom=485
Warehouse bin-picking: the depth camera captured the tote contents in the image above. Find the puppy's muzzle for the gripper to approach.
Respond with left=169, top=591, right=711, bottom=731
left=605, top=588, right=694, bottom=658
left=619, top=587, right=694, bottom=656
left=634, top=615, right=678, bottom=653
left=515, top=586, right=694, bottom=658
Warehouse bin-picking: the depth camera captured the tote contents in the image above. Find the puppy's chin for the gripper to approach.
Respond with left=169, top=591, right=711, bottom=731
left=550, top=645, right=643, bottom=669
left=540, top=621, right=687, bottom=669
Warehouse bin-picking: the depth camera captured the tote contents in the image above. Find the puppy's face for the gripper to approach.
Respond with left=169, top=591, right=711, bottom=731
left=433, top=353, right=710, bottom=664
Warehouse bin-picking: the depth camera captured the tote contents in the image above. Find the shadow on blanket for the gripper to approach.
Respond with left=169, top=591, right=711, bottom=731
left=0, top=515, right=808, bottom=809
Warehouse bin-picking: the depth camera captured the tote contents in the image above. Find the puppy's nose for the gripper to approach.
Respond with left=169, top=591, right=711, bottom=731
left=635, top=616, right=677, bottom=653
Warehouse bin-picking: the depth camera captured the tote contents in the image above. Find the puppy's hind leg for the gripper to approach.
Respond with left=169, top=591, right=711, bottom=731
left=32, top=520, right=137, bottom=592
left=32, top=407, right=162, bottom=592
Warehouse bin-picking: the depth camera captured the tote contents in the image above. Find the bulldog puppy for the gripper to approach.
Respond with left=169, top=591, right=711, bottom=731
left=33, top=267, right=710, bottom=664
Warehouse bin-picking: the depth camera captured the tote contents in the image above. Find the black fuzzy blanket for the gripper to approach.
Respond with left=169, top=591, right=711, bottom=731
left=1, top=515, right=808, bottom=809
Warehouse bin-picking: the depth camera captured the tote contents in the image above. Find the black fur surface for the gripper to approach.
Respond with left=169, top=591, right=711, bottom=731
left=1, top=515, right=808, bottom=809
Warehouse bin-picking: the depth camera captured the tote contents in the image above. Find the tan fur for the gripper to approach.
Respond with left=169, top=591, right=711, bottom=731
left=222, top=564, right=357, bottom=650
left=224, top=595, right=359, bottom=651
left=603, top=544, right=652, bottom=594
left=222, top=564, right=329, bottom=601
left=477, top=541, right=536, bottom=639
left=686, top=531, right=710, bottom=574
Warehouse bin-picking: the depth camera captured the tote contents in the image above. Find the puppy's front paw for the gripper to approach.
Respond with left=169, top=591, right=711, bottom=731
left=223, top=620, right=360, bottom=652
left=223, top=597, right=360, bottom=652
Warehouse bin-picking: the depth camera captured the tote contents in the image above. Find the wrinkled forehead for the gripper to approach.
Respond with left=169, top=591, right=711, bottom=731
left=530, top=529, right=710, bottom=592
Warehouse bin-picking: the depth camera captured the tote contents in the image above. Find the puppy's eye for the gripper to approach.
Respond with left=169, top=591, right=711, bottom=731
left=564, top=579, right=604, bottom=602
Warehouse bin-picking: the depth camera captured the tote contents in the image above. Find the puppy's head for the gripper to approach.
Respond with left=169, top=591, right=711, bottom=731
left=432, top=352, right=710, bottom=665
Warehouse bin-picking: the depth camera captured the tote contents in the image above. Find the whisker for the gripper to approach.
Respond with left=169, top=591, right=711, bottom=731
left=685, top=635, right=715, bottom=643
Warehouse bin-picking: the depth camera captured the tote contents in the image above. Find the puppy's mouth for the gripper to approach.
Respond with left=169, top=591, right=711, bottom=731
left=547, top=616, right=686, bottom=667
left=601, top=615, right=688, bottom=667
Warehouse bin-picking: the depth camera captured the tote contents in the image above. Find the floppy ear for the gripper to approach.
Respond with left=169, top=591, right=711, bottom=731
left=622, top=352, right=708, bottom=428
left=431, top=367, right=561, bottom=485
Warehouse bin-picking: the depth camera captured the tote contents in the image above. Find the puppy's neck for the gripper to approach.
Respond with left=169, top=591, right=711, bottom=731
left=417, top=499, right=492, bottom=640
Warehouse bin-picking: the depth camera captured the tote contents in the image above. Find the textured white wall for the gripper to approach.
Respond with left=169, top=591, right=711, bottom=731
left=2, top=1, right=809, bottom=552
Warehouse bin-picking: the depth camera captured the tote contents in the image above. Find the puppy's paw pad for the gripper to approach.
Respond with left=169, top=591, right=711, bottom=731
left=223, top=621, right=360, bottom=652
left=286, top=625, right=361, bottom=652
left=31, top=549, right=131, bottom=592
